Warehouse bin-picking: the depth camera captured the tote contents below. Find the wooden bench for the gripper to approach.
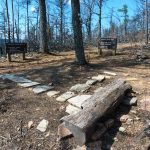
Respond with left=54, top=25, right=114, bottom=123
left=98, top=38, right=117, bottom=55
left=5, top=43, right=27, bottom=62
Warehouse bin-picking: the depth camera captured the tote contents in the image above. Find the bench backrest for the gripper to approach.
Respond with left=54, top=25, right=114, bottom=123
left=5, top=43, right=27, bottom=54
left=99, top=38, right=117, bottom=49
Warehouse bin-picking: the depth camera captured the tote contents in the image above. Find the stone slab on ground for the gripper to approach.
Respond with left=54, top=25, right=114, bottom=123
left=68, top=95, right=92, bottom=108
left=94, top=87, right=104, bottom=93
left=66, top=104, right=81, bottom=115
left=105, top=75, right=112, bottom=79
left=18, top=82, right=40, bottom=88
left=86, top=79, right=97, bottom=85
left=47, top=91, right=60, bottom=97
left=1, top=74, right=31, bottom=83
left=56, top=91, right=75, bottom=102
left=32, top=85, right=54, bottom=94
left=92, top=75, right=105, bottom=82
left=36, top=119, right=49, bottom=132
left=58, top=122, right=72, bottom=140
left=70, top=84, right=90, bottom=93
left=103, top=71, right=117, bottom=76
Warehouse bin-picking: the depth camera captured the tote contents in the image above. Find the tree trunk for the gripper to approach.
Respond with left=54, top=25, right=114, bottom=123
left=98, top=0, right=102, bottom=55
left=39, top=0, right=48, bottom=53
left=17, top=0, right=20, bottom=42
left=71, top=0, right=87, bottom=65
left=60, top=0, right=63, bottom=46
left=6, top=0, right=11, bottom=43
left=61, top=79, right=132, bottom=146
left=27, top=0, right=29, bottom=40
left=11, top=0, right=15, bottom=43
left=145, top=0, right=149, bottom=45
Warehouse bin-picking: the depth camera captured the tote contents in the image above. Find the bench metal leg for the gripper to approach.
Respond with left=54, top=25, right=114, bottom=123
left=7, top=53, right=11, bottom=62
left=23, top=52, right=25, bottom=60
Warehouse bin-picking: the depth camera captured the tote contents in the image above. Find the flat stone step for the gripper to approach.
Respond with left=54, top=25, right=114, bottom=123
left=66, top=104, right=81, bottom=115
left=56, top=92, right=75, bottom=102
left=103, top=71, right=117, bottom=76
left=32, top=85, right=54, bottom=94
left=85, top=79, right=97, bottom=85
left=47, top=91, right=60, bottom=97
left=70, top=84, right=90, bottom=93
left=1, top=74, right=31, bottom=83
left=18, top=82, right=40, bottom=88
left=67, top=95, right=92, bottom=108
left=92, top=75, right=105, bottom=82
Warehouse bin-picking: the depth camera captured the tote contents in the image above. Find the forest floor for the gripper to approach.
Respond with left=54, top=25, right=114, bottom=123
left=0, top=45, right=150, bottom=150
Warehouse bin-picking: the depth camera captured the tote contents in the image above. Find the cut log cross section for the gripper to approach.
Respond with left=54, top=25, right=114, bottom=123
left=61, top=79, right=132, bottom=146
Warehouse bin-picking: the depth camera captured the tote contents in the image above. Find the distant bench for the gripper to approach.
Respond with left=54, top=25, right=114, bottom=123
left=5, top=43, right=27, bottom=62
left=0, top=46, right=2, bottom=55
left=98, top=38, right=117, bottom=55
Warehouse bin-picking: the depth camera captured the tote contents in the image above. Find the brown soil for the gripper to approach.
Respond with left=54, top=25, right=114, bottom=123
left=0, top=46, right=150, bottom=150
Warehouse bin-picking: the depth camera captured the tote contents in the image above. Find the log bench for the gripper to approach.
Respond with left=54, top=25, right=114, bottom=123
left=61, top=78, right=132, bottom=146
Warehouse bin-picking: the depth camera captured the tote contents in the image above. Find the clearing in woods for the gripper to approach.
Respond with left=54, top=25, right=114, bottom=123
left=0, top=46, right=150, bottom=149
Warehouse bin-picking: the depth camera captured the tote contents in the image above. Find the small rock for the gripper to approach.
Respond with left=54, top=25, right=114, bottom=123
left=126, top=77, right=138, bottom=81
left=56, top=91, right=75, bottom=102
left=105, top=75, right=112, bottom=79
left=86, top=79, right=97, bottom=85
left=48, top=82, right=54, bottom=86
left=122, top=97, right=137, bottom=106
left=114, top=137, right=118, bottom=142
left=45, top=131, right=50, bottom=137
left=37, top=119, right=49, bottom=132
left=58, top=123, right=72, bottom=140
left=92, top=75, right=105, bottom=82
left=47, top=91, right=60, bottom=97
left=135, top=116, right=140, bottom=121
left=130, top=110, right=137, bottom=114
left=28, top=121, right=34, bottom=129
left=70, top=84, right=90, bottom=93
left=103, top=71, right=117, bottom=76
left=104, top=119, right=114, bottom=128
left=120, top=115, right=130, bottom=123
left=119, top=127, right=126, bottom=133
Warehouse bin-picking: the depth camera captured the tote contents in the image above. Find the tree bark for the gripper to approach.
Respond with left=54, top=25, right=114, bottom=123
left=71, top=0, right=87, bottom=65
left=17, top=0, right=20, bottom=42
left=6, top=0, right=11, bottom=43
left=61, top=79, right=132, bottom=146
left=11, top=0, right=15, bottom=43
left=98, top=0, right=102, bottom=55
left=39, top=0, right=48, bottom=53
left=145, top=0, right=149, bottom=45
